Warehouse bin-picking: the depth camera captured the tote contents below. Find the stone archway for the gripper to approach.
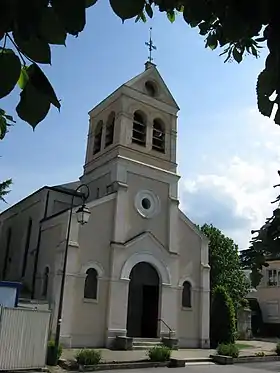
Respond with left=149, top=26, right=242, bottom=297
left=126, top=262, right=160, bottom=338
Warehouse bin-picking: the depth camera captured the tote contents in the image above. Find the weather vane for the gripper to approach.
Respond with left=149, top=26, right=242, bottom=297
left=145, top=27, right=157, bottom=63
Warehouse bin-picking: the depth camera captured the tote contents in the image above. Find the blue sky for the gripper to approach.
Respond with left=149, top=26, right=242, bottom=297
left=1, top=1, right=280, bottom=248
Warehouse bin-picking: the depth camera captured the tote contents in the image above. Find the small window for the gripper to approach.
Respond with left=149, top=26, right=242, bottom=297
left=145, top=81, right=157, bottom=97
left=132, top=111, right=146, bottom=146
left=93, top=121, right=103, bottom=155
left=84, top=268, right=98, bottom=300
left=42, top=267, right=49, bottom=297
left=105, top=112, right=115, bottom=148
left=152, top=119, right=165, bottom=153
left=182, top=281, right=192, bottom=308
left=268, top=269, right=277, bottom=286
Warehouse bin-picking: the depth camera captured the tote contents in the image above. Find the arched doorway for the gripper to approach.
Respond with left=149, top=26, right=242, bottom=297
left=126, top=262, right=160, bottom=338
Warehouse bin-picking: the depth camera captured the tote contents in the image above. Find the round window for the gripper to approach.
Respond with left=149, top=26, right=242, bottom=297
left=141, top=198, right=151, bottom=210
left=145, top=81, right=157, bottom=97
left=134, top=190, right=160, bottom=219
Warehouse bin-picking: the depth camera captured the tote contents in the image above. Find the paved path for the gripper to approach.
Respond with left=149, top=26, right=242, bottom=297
left=61, top=340, right=277, bottom=363
left=52, top=362, right=280, bottom=373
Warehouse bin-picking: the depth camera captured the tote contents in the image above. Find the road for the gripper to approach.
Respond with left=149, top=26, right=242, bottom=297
left=96, top=363, right=280, bottom=373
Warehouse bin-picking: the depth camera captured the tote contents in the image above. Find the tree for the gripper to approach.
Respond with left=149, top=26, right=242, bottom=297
left=210, top=285, right=236, bottom=348
left=240, top=170, right=280, bottom=288
left=0, top=179, right=12, bottom=203
left=200, top=223, right=249, bottom=308
left=0, top=1, right=279, bottom=137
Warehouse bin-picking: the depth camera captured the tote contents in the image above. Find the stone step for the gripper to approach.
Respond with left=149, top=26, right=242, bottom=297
left=133, top=343, right=160, bottom=350
left=133, top=341, right=162, bottom=347
left=133, top=338, right=161, bottom=343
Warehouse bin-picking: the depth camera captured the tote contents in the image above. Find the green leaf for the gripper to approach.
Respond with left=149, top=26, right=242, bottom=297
left=27, top=64, right=60, bottom=110
left=0, top=49, right=21, bottom=99
left=13, top=32, right=51, bottom=64
left=251, top=46, right=259, bottom=58
left=51, top=0, right=86, bottom=36
left=199, top=21, right=210, bottom=36
left=85, top=0, right=97, bottom=7
left=232, top=47, right=242, bottom=63
left=109, top=0, right=144, bottom=20
left=145, top=3, right=153, bottom=18
left=206, top=33, right=218, bottom=50
left=16, top=82, right=51, bottom=128
left=40, top=7, right=67, bottom=45
left=0, top=116, right=7, bottom=140
left=274, top=105, right=280, bottom=125
left=167, top=10, right=176, bottom=23
left=5, top=114, right=15, bottom=123
left=140, top=11, right=146, bottom=22
left=18, top=66, right=29, bottom=90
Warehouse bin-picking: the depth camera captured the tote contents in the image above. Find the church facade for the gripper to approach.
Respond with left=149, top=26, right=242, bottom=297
left=0, top=61, right=210, bottom=348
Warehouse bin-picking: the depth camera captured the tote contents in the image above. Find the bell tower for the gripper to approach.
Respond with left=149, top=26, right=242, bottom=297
left=81, top=52, right=180, bottom=202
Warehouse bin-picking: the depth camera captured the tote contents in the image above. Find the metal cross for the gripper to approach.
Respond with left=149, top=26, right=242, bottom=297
left=145, top=27, right=157, bottom=62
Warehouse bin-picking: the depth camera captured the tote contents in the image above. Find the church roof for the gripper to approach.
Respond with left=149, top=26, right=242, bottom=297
left=123, top=62, right=180, bottom=110
left=178, top=209, right=209, bottom=243
left=88, top=62, right=179, bottom=116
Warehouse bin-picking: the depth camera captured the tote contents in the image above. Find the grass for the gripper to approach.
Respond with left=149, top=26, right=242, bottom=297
left=236, top=343, right=255, bottom=350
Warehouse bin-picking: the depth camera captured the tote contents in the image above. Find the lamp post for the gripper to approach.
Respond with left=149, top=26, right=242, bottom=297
left=51, top=184, right=90, bottom=365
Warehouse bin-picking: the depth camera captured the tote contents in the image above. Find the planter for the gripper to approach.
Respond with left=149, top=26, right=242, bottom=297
left=114, top=336, right=133, bottom=350
left=161, top=337, right=178, bottom=350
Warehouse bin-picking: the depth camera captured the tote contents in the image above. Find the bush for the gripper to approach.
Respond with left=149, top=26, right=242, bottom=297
left=239, top=298, right=249, bottom=309
left=276, top=342, right=280, bottom=356
left=210, top=286, right=236, bottom=348
left=217, top=343, right=239, bottom=358
left=76, top=349, right=102, bottom=366
left=46, top=340, right=63, bottom=365
left=148, top=346, right=171, bottom=362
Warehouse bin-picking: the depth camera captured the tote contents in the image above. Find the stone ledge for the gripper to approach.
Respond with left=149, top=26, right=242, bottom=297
left=59, top=360, right=169, bottom=371
left=211, top=354, right=280, bottom=365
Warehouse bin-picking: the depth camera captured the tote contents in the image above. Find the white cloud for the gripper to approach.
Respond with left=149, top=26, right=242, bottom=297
left=180, top=108, right=280, bottom=248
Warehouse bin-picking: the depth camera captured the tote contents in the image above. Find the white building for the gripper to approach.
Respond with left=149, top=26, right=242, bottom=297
left=0, top=61, right=210, bottom=349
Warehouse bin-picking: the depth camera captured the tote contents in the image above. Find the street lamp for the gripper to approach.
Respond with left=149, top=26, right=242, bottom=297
left=50, top=184, right=90, bottom=365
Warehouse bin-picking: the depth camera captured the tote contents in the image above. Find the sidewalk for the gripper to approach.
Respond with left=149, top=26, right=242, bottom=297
left=61, top=340, right=277, bottom=363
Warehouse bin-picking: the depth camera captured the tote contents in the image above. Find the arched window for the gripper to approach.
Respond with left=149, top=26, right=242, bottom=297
left=182, top=281, right=192, bottom=308
left=42, top=267, right=49, bottom=297
left=93, top=121, right=103, bottom=154
left=84, top=268, right=98, bottom=300
left=132, top=111, right=146, bottom=146
left=105, top=112, right=115, bottom=147
left=152, top=119, right=165, bottom=153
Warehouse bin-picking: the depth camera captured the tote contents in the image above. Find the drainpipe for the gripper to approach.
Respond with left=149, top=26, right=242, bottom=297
left=31, top=190, right=50, bottom=299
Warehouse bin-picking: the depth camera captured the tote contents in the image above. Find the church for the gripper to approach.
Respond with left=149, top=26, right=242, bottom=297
left=0, top=59, right=210, bottom=349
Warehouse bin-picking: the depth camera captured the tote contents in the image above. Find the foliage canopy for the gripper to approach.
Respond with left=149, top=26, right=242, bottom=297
left=0, top=0, right=279, bottom=137
left=200, top=223, right=249, bottom=308
left=241, top=170, right=280, bottom=288
left=0, top=179, right=12, bottom=203
left=210, top=285, right=236, bottom=348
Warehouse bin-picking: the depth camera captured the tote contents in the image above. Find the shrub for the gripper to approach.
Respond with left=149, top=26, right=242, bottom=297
left=255, top=351, right=265, bottom=357
left=46, top=340, right=63, bottom=365
left=239, top=298, right=249, bottom=309
left=276, top=342, right=280, bottom=356
left=210, top=286, right=236, bottom=348
left=217, top=343, right=239, bottom=358
left=76, top=349, right=101, bottom=366
left=148, top=346, right=171, bottom=362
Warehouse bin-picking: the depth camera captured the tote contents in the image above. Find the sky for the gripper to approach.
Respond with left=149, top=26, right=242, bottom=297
left=1, top=1, right=280, bottom=249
